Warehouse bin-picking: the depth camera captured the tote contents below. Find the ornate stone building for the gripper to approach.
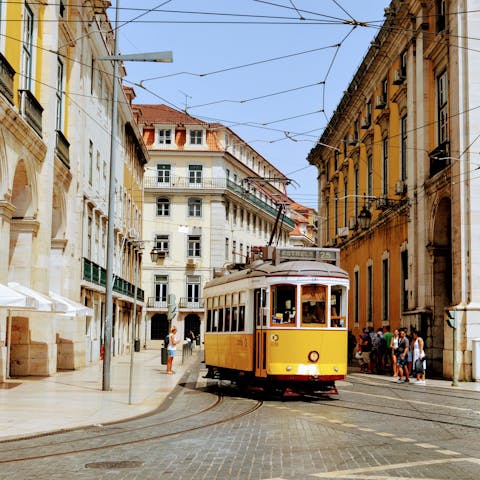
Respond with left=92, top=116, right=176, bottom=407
left=308, top=0, right=480, bottom=380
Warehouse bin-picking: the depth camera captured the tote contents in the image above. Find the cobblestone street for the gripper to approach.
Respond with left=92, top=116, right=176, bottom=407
left=1, top=359, right=479, bottom=479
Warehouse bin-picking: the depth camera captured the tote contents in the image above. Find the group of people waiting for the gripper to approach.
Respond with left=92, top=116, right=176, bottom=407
left=349, top=325, right=427, bottom=385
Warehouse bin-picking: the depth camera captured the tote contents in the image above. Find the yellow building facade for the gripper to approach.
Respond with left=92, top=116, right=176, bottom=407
left=309, top=0, right=480, bottom=380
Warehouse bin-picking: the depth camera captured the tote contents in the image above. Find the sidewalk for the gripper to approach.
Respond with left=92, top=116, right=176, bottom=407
left=0, top=348, right=199, bottom=441
left=347, top=365, right=480, bottom=392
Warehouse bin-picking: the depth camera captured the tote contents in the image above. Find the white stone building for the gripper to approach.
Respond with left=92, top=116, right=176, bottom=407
left=133, top=104, right=294, bottom=346
left=0, top=1, right=146, bottom=380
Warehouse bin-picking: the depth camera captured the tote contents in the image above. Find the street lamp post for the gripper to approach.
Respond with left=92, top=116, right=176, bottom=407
left=100, top=0, right=172, bottom=391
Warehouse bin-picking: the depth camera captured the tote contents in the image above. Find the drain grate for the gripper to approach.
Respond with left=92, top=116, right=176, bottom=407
left=85, top=461, right=143, bottom=469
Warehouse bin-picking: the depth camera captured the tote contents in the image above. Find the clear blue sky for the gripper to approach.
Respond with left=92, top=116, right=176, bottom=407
left=111, top=1, right=389, bottom=209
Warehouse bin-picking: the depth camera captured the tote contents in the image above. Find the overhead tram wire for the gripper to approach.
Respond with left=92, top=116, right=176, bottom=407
left=138, top=43, right=342, bottom=84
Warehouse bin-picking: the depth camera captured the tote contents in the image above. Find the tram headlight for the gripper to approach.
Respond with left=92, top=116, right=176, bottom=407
left=308, top=350, right=320, bottom=363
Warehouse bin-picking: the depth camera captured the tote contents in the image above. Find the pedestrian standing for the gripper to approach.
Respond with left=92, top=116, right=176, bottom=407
left=411, top=329, right=426, bottom=384
left=187, top=330, right=196, bottom=353
left=395, top=329, right=410, bottom=383
left=382, top=326, right=394, bottom=373
left=166, top=326, right=179, bottom=374
left=360, top=329, right=373, bottom=373
left=391, top=329, right=400, bottom=378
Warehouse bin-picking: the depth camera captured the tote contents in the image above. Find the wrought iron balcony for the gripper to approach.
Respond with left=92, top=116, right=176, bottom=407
left=0, top=52, right=15, bottom=105
left=429, top=141, right=450, bottom=178
left=18, top=89, right=43, bottom=137
left=55, top=130, right=70, bottom=169
left=147, top=298, right=167, bottom=309
left=82, top=257, right=144, bottom=302
left=178, top=297, right=204, bottom=309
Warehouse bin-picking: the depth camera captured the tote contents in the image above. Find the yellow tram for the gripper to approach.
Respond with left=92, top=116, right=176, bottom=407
left=204, top=247, right=350, bottom=396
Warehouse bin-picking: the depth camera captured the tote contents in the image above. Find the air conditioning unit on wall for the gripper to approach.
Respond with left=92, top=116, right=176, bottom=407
left=337, top=227, right=349, bottom=238
left=128, top=228, right=137, bottom=239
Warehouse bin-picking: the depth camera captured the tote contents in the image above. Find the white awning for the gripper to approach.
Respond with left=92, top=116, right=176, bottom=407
left=0, top=283, right=37, bottom=309
left=49, top=291, right=93, bottom=317
left=8, top=282, right=67, bottom=312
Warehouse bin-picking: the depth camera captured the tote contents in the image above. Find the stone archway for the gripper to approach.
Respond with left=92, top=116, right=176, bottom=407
left=184, top=314, right=201, bottom=343
left=151, top=313, right=168, bottom=340
left=429, top=196, right=452, bottom=376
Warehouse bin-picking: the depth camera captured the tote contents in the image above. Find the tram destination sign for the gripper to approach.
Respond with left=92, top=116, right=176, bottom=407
left=274, top=247, right=340, bottom=266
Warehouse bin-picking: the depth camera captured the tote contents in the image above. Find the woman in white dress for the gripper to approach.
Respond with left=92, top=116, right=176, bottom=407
left=412, top=329, right=426, bottom=384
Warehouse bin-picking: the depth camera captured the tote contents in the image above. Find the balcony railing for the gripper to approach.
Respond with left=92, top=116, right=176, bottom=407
left=144, top=175, right=226, bottom=190
left=0, top=52, right=15, bottom=105
left=82, top=257, right=144, bottom=302
left=18, top=89, right=43, bottom=137
left=147, top=298, right=167, bottom=309
left=55, top=130, right=70, bottom=169
left=178, top=297, right=204, bottom=309
left=144, top=175, right=295, bottom=228
left=429, top=141, right=450, bottom=178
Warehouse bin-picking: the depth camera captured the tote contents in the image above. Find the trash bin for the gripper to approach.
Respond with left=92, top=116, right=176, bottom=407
left=196, top=337, right=200, bottom=346
left=161, top=347, right=168, bottom=365
left=134, top=339, right=141, bottom=352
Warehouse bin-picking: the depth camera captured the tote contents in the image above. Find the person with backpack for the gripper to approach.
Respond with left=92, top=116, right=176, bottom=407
left=166, top=326, right=179, bottom=374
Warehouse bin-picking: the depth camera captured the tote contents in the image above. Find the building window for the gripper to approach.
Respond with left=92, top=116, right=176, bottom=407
left=87, top=215, right=92, bottom=259
left=437, top=71, right=448, bottom=145
left=367, top=263, right=373, bottom=324
left=343, top=177, right=348, bottom=227
left=154, top=275, right=168, bottom=303
left=188, top=197, right=202, bottom=217
left=186, top=275, right=201, bottom=303
left=382, top=258, right=389, bottom=322
left=401, top=115, right=407, bottom=180
left=156, top=197, right=170, bottom=216
left=189, top=165, right=202, bottom=185
left=187, top=235, right=201, bottom=257
left=225, top=200, right=230, bottom=219
left=354, top=168, right=359, bottom=218
left=436, top=0, right=446, bottom=33
left=155, top=234, right=169, bottom=252
left=400, top=50, right=407, bottom=77
left=366, top=100, right=372, bottom=125
left=189, top=129, right=203, bottom=145
left=354, top=269, right=359, bottom=324
left=225, top=237, right=230, bottom=261
left=382, top=137, right=389, bottom=195
left=157, top=129, right=172, bottom=145
left=367, top=153, right=373, bottom=197
left=21, top=3, right=34, bottom=90
left=56, top=58, right=64, bottom=131
left=401, top=249, right=408, bottom=311
left=157, top=164, right=171, bottom=184
left=334, top=190, right=338, bottom=235
left=334, top=150, right=339, bottom=171
left=326, top=198, right=330, bottom=241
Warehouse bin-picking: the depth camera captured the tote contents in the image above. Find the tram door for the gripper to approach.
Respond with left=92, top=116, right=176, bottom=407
left=254, top=288, right=267, bottom=377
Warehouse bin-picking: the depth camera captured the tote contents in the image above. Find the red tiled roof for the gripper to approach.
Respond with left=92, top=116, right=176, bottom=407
left=134, top=104, right=208, bottom=126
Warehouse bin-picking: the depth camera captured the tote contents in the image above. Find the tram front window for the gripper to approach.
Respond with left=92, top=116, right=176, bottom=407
left=271, top=285, right=296, bottom=325
left=301, top=285, right=326, bottom=325
left=331, top=285, right=347, bottom=328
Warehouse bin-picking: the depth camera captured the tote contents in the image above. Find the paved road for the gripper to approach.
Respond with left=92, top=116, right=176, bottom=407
left=1, top=362, right=479, bottom=479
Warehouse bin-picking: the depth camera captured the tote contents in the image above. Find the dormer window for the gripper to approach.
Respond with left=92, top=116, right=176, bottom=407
left=189, top=129, right=203, bottom=145
left=157, top=128, right=172, bottom=145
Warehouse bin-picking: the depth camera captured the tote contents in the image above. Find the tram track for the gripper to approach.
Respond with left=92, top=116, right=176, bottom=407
left=0, top=393, right=263, bottom=465
left=304, top=379, right=480, bottom=431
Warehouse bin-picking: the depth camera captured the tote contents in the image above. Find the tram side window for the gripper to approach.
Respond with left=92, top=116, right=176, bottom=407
left=232, top=306, right=238, bottom=331
left=238, top=305, right=245, bottom=331
left=301, top=285, right=326, bottom=326
left=212, top=309, right=218, bottom=331
left=225, top=307, right=231, bottom=331
left=271, top=284, right=297, bottom=325
left=218, top=308, right=224, bottom=332
left=331, top=285, right=346, bottom=328
left=207, top=309, right=212, bottom=332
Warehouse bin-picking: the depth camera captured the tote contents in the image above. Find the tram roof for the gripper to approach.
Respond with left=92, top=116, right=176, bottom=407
left=206, top=260, right=349, bottom=288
